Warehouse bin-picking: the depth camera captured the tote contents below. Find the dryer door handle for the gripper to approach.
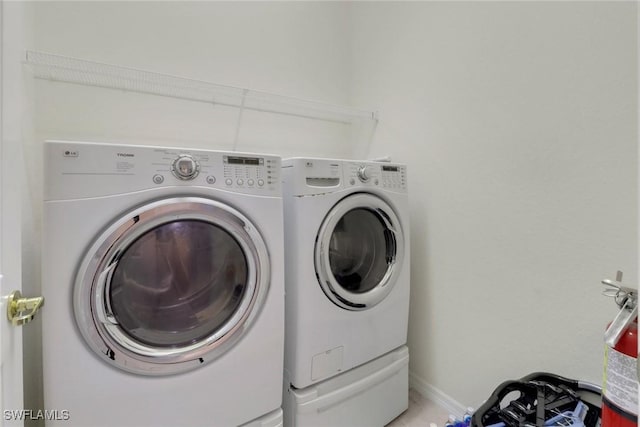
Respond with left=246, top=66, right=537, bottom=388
left=95, top=261, right=119, bottom=325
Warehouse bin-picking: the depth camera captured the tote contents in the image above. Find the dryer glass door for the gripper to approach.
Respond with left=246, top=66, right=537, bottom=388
left=108, top=220, right=248, bottom=348
left=315, top=193, right=404, bottom=310
left=74, top=197, right=270, bottom=376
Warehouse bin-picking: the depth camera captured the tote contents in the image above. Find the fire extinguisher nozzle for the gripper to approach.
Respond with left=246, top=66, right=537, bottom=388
left=604, top=300, right=637, bottom=347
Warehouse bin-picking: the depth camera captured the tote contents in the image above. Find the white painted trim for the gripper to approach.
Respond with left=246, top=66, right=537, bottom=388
left=0, top=1, right=25, bottom=422
left=409, top=370, right=467, bottom=419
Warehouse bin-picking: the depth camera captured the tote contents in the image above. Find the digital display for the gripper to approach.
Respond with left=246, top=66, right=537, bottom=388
left=382, top=165, right=399, bottom=172
left=226, top=156, right=262, bottom=165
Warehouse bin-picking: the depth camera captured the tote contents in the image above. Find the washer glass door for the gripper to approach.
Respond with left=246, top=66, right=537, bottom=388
left=74, top=197, right=269, bottom=375
left=315, top=193, right=404, bottom=310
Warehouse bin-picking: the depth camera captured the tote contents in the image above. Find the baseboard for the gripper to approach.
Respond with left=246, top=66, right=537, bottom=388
left=409, top=370, right=467, bottom=419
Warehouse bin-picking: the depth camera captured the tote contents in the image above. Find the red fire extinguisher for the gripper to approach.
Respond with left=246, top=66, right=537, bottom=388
left=602, top=271, right=638, bottom=427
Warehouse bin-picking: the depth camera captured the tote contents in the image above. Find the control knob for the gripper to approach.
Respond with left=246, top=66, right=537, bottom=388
left=357, top=165, right=371, bottom=182
left=172, top=155, right=200, bottom=180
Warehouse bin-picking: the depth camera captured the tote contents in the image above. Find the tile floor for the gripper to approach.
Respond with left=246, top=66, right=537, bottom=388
left=386, top=388, right=451, bottom=427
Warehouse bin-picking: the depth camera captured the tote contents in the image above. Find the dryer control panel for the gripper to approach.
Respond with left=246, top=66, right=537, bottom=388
left=221, top=155, right=276, bottom=189
left=44, top=140, right=281, bottom=200
left=380, top=164, right=407, bottom=190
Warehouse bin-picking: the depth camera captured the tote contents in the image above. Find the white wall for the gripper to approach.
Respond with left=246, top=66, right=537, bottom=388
left=32, top=1, right=359, bottom=158
left=350, top=1, right=637, bottom=410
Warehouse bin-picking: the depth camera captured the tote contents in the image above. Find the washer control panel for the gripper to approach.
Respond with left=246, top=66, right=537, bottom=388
left=345, top=162, right=407, bottom=191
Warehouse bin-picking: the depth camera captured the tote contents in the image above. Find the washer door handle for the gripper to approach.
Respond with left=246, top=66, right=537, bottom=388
left=7, top=290, right=44, bottom=326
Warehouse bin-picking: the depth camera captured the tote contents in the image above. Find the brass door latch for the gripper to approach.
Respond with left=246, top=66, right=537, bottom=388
left=7, top=290, right=44, bottom=326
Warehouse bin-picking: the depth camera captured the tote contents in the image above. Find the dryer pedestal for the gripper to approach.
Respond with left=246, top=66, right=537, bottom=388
left=283, top=346, right=409, bottom=427
left=241, top=408, right=283, bottom=427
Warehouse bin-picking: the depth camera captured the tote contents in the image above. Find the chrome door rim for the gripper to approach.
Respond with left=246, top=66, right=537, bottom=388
left=314, top=193, right=404, bottom=310
left=74, top=196, right=270, bottom=375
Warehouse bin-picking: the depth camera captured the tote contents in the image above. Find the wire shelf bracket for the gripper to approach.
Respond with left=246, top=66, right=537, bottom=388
left=24, top=50, right=379, bottom=127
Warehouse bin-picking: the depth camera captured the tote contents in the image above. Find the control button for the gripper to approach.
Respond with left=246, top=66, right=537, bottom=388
left=152, top=174, right=164, bottom=184
left=374, top=179, right=379, bottom=185
left=257, top=179, right=265, bottom=186
left=171, top=155, right=200, bottom=180
left=225, top=178, right=233, bottom=186
left=206, top=176, right=216, bottom=184
left=237, top=179, right=244, bottom=186
left=357, top=165, right=370, bottom=182
left=247, top=179, right=255, bottom=186
left=349, top=178, right=355, bottom=185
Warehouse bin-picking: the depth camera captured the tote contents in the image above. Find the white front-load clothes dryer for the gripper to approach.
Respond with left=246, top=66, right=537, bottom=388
left=281, top=158, right=410, bottom=391
left=41, top=141, right=285, bottom=427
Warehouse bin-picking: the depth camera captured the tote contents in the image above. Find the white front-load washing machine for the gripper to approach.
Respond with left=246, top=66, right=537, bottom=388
left=281, top=158, right=410, bottom=426
left=41, top=140, right=285, bottom=427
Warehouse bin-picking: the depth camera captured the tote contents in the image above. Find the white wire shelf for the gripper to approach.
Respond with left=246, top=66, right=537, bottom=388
left=24, top=50, right=378, bottom=126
